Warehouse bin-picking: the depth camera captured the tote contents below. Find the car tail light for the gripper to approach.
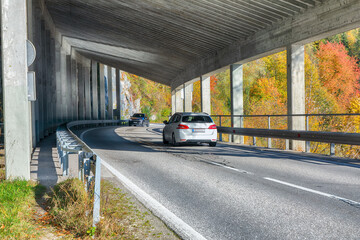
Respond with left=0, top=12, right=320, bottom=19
left=177, top=124, right=189, bottom=129
left=208, top=124, right=217, bottom=129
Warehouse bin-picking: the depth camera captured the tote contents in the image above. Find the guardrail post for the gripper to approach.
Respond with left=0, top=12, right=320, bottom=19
left=253, top=136, right=256, bottom=146
left=305, top=116, right=310, bottom=152
left=219, top=116, right=222, bottom=142
left=78, top=151, right=84, bottom=181
left=62, top=150, right=69, bottom=176
left=267, top=116, right=271, bottom=148
left=92, top=156, right=101, bottom=227
left=84, top=157, right=90, bottom=191
left=330, top=143, right=335, bottom=156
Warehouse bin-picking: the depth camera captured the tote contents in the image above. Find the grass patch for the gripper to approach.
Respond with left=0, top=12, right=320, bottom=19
left=47, top=178, right=171, bottom=239
left=0, top=180, right=44, bottom=239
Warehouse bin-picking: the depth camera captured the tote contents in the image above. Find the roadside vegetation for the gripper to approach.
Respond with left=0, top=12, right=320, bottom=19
left=0, top=172, right=176, bottom=239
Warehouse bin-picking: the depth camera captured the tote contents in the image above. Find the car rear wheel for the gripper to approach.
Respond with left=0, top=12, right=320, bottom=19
left=163, top=133, right=168, bottom=144
left=171, top=133, right=177, bottom=146
left=209, top=142, right=216, bottom=147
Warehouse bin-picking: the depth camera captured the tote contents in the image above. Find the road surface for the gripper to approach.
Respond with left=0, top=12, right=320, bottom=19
left=82, top=125, right=360, bottom=239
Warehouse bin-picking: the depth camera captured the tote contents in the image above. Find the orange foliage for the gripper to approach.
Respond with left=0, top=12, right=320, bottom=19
left=317, top=42, right=360, bottom=108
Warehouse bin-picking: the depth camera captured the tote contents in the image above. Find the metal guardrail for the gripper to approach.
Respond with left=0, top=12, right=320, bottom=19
left=212, top=113, right=360, bottom=156
left=56, top=119, right=129, bottom=228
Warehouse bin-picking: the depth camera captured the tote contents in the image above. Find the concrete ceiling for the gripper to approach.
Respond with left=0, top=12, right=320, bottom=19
left=45, top=0, right=324, bottom=86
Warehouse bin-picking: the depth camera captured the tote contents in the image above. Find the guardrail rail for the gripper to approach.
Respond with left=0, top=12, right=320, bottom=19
left=56, top=119, right=128, bottom=227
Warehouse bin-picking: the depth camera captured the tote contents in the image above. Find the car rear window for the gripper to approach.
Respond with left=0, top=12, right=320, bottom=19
left=182, top=115, right=213, bottom=123
left=133, top=114, right=145, bottom=117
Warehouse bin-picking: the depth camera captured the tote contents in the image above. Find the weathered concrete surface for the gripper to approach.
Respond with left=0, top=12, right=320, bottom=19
left=2, top=0, right=31, bottom=179
left=43, top=0, right=360, bottom=89
left=287, top=45, right=306, bottom=151
left=201, top=76, right=211, bottom=114
left=230, top=64, right=244, bottom=144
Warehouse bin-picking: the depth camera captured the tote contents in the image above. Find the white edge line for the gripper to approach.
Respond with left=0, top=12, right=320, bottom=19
left=80, top=127, right=207, bottom=240
left=264, top=177, right=360, bottom=207
left=102, top=160, right=207, bottom=240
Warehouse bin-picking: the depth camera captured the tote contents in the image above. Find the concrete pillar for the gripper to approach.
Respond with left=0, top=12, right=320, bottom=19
left=175, top=88, right=184, bottom=112
left=99, top=64, right=106, bottom=119
left=287, top=44, right=306, bottom=151
left=184, top=83, right=193, bottom=112
left=171, top=90, right=176, bottom=114
left=71, top=58, right=78, bottom=120
left=33, top=6, right=43, bottom=141
left=60, top=49, right=67, bottom=123
left=50, top=38, right=56, bottom=130
left=41, top=21, right=50, bottom=135
left=201, top=76, right=211, bottom=114
left=55, top=41, right=62, bottom=125
left=230, top=64, right=244, bottom=144
left=66, top=55, right=72, bottom=121
left=2, top=0, right=31, bottom=179
left=84, top=63, right=91, bottom=120
left=107, top=66, right=113, bottom=119
left=115, top=69, right=121, bottom=120
left=91, top=61, right=98, bottom=119
left=78, top=63, right=85, bottom=119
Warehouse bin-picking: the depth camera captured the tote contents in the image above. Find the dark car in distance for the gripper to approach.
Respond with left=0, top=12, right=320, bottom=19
left=129, top=113, right=150, bottom=127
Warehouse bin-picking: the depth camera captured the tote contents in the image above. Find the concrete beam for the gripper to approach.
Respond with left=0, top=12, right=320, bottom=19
left=171, top=0, right=360, bottom=89
left=200, top=76, right=211, bottom=114
left=230, top=64, right=244, bottom=144
left=2, top=0, right=31, bottom=179
left=287, top=44, right=305, bottom=151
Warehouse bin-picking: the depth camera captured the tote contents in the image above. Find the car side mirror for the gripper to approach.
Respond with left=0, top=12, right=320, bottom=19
left=163, top=120, right=168, bottom=124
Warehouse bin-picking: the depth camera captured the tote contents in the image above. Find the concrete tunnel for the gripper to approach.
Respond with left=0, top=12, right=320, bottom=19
left=1, top=0, right=360, bottom=179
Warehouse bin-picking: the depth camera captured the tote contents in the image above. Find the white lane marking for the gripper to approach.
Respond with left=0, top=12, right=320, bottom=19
left=264, top=177, right=360, bottom=208
left=80, top=128, right=207, bottom=240
left=80, top=128, right=96, bottom=140
left=102, top=160, right=207, bottom=240
left=203, top=160, right=253, bottom=175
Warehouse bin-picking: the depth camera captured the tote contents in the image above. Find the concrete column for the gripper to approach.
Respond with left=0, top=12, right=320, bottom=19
left=91, top=61, right=98, bottom=120
left=71, top=58, right=78, bottom=120
left=2, top=0, right=31, bottom=179
left=171, top=90, right=176, bottom=114
left=184, top=83, right=193, bottom=112
left=287, top=44, right=306, bottom=151
left=230, top=64, right=244, bottom=144
left=99, top=64, right=106, bottom=119
left=50, top=38, right=56, bottom=130
left=55, top=41, right=62, bottom=125
left=84, top=63, right=91, bottom=120
left=41, top=22, right=50, bottom=135
left=66, top=55, right=72, bottom=121
left=201, top=76, right=211, bottom=114
left=33, top=6, right=43, bottom=141
left=44, top=30, right=52, bottom=134
left=107, top=66, right=113, bottom=119
left=175, top=88, right=184, bottom=112
left=60, top=49, right=67, bottom=123
left=78, top=63, right=85, bottom=119
left=115, top=69, right=121, bottom=120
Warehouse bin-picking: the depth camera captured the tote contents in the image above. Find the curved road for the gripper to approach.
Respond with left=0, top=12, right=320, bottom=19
left=83, top=125, right=360, bottom=239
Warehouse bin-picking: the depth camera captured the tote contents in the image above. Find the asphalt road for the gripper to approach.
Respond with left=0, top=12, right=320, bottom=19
left=82, top=125, right=360, bottom=240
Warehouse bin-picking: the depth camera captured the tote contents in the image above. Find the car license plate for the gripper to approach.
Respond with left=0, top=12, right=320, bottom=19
left=192, top=128, right=205, bottom=133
